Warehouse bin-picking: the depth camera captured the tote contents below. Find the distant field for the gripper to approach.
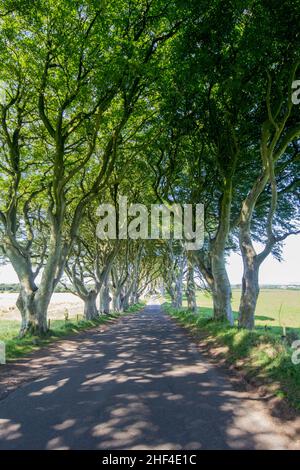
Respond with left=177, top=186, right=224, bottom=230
left=1, top=289, right=299, bottom=335
left=183, top=289, right=300, bottom=333
left=0, top=293, right=84, bottom=322
left=0, top=292, right=85, bottom=343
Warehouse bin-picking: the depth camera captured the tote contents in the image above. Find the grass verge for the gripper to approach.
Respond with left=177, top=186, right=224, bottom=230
left=0, top=302, right=145, bottom=362
left=163, top=303, right=300, bottom=412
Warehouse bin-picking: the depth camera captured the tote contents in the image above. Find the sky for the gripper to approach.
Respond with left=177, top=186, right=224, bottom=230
left=227, top=234, right=300, bottom=285
left=0, top=234, right=299, bottom=286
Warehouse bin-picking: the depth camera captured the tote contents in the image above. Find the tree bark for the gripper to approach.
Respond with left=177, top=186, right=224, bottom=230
left=16, top=286, right=37, bottom=336
left=237, top=169, right=269, bottom=328
left=33, top=231, right=66, bottom=334
left=112, top=290, right=122, bottom=312
left=121, top=292, right=130, bottom=311
left=211, top=249, right=233, bottom=323
left=83, top=290, right=99, bottom=320
left=210, top=183, right=234, bottom=325
left=174, top=256, right=184, bottom=309
left=238, top=218, right=264, bottom=329
left=2, top=238, right=43, bottom=335
left=100, top=282, right=111, bottom=314
left=186, top=257, right=197, bottom=312
left=130, top=292, right=140, bottom=305
left=238, top=262, right=259, bottom=330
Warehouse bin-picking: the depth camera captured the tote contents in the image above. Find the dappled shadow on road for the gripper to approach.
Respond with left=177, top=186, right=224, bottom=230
left=0, top=306, right=299, bottom=449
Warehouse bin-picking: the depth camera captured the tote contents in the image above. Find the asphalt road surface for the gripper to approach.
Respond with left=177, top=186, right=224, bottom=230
left=0, top=305, right=298, bottom=449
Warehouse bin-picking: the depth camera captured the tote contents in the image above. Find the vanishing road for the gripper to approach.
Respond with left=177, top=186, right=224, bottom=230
left=0, top=304, right=299, bottom=449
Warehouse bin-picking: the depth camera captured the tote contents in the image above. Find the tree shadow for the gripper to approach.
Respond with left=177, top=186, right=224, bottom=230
left=0, top=306, right=298, bottom=450
left=255, top=316, right=275, bottom=322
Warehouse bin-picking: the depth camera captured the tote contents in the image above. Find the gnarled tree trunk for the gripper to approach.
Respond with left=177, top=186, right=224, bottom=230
left=16, top=285, right=38, bottom=336
left=112, top=289, right=122, bottom=312
left=210, top=181, right=234, bottom=325
left=33, top=233, right=66, bottom=334
left=237, top=169, right=269, bottom=329
left=121, top=291, right=130, bottom=311
left=3, top=237, right=52, bottom=336
left=100, top=282, right=111, bottom=314
left=83, top=290, right=99, bottom=320
left=174, top=256, right=184, bottom=309
left=186, top=256, right=197, bottom=312
left=238, top=260, right=259, bottom=329
left=211, top=249, right=233, bottom=323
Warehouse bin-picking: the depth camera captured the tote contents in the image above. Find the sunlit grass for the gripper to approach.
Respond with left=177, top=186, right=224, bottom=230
left=0, top=302, right=145, bottom=361
left=164, top=302, right=300, bottom=410
left=179, top=288, right=300, bottom=335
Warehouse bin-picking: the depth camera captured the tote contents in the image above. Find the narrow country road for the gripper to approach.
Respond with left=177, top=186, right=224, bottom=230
left=0, top=305, right=298, bottom=450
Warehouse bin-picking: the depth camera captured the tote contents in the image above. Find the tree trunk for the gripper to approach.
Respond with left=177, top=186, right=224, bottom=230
left=83, top=291, right=99, bottom=320
left=130, top=285, right=139, bottom=306
left=174, top=280, right=183, bottom=308
left=121, top=292, right=130, bottom=311
left=16, top=286, right=37, bottom=336
left=238, top=268, right=259, bottom=330
left=237, top=171, right=269, bottom=329
left=112, top=291, right=122, bottom=312
left=16, top=286, right=49, bottom=336
left=100, top=283, right=111, bottom=314
left=167, top=285, right=176, bottom=307
left=33, top=234, right=64, bottom=334
left=33, top=294, right=51, bottom=334
left=238, top=228, right=260, bottom=329
left=186, top=258, right=197, bottom=312
left=210, top=180, right=235, bottom=325
left=174, top=257, right=184, bottom=309
left=130, top=292, right=140, bottom=305
left=2, top=239, right=46, bottom=336
left=211, top=248, right=234, bottom=325
left=122, top=277, right=137, bottom=311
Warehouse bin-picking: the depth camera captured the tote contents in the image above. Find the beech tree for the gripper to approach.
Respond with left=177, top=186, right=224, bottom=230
left=1, top=0, right=299, bottom=335
left=0, top=0, right=182, bottom=335
left=186, top=253, right=197, bottom=312
left=64, top=216, right=119, bottom=320
left=235, top=2, right=300, bottom=328
left=154, top=0, right=300, bottom=328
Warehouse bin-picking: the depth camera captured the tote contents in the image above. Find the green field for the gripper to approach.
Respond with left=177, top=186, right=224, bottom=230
left=182, top=289, right=300, bottom=335
left=165, top=288, right=300, bottom=410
